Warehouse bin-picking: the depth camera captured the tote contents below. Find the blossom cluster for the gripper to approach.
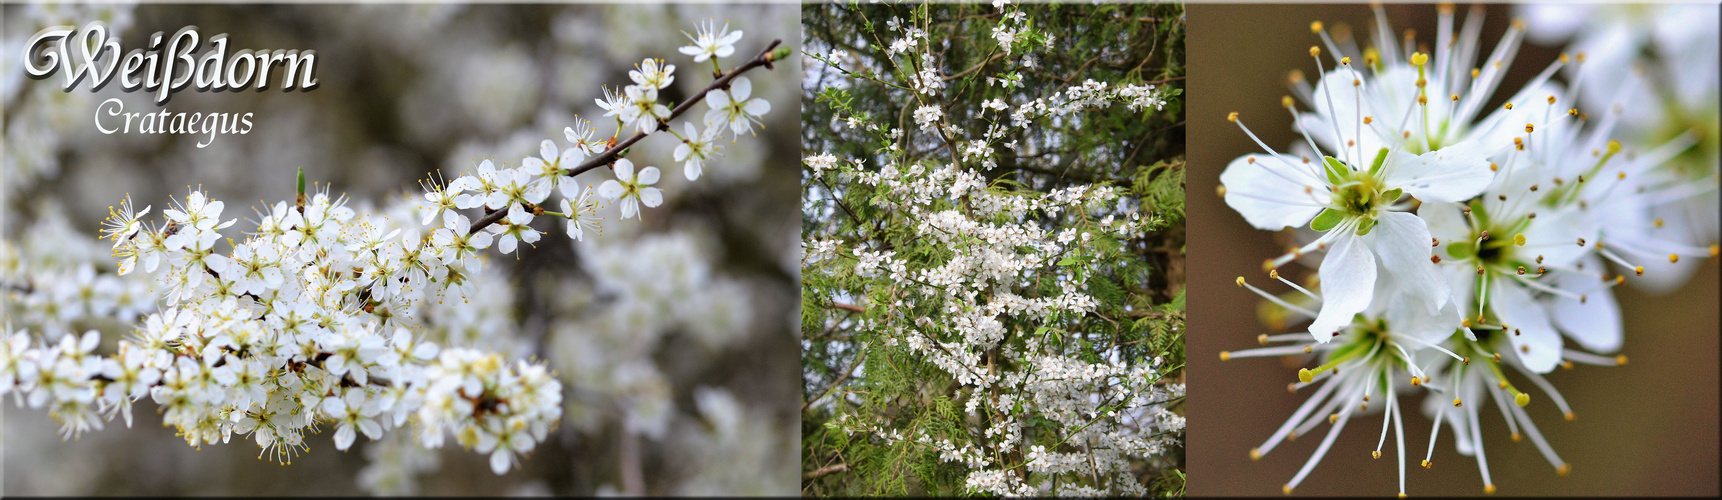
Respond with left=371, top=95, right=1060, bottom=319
left=1217, top=4, right=1719, bottom=495
left=2, top=187, right=563, bottom=474
left=1, top=16, right=783, bottom=484
left=802, top=1, right=1183, bottom=495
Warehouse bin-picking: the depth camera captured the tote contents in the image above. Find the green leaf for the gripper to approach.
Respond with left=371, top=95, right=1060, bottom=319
left=1310, top=208, right=1346, bottom=232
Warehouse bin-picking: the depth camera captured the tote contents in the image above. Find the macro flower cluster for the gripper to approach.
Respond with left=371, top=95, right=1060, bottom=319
left=1217, top=4, right=1719, bottom=495
left=802, top=1, right=1184, bottom=496
left=1, top=16, right=784, bottom=483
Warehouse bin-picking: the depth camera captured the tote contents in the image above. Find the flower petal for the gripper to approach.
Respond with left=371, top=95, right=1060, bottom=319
left=1549, top=256, right=1622, bottom=353
left=1382, top=140, right=1494, bottom=203
left=1218, top=154, right=1325, bottom=230
left=1309, top=231, right=1376, bottom=342
left=1488, top=274, right=1562, bottom=373
left=639, top=187, right=663, bottom=208
left=636, top=166, right=660, bottom=185
left=1366, top=211, right=1449, bottom=313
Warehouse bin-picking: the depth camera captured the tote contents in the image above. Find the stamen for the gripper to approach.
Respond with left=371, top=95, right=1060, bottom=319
left=1561, top=349, right=1624, bottom=367
left=1239, top=276, right=1320, bottom=319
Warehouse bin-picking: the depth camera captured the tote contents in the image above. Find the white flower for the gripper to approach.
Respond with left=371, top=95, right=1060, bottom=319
left=804, top=152, right=838, bottom=177
left=557, top=181, right=603, bottom=241
left=322, top=388, right=383, bottom=451
left=913, top=104, right=942, bottom=132
left=703, top=76, right=771, bottom=139
left=100, top=195, right=150, bottom=249
left=1223, top=276, right=1462, bottom=497
left=564, top=119, right=608, bottom=156
left=678, top=18, right=743, bottom=63
left=595, top=86, right=629, bottom=121
left=524, top=139, right=585, bottom=178
left=629, top=58, right=676, bottom=90
left=489, top=203, right=542, bottom=255
left=1221, top=109, right=1493, bottom=342
left=486, top=167, right=552, bottom=212
left=673, top=122, right=724, bottom=181
left=621, top=85, right=671, bottom=134
left=597, top=159, right=663, bottom=220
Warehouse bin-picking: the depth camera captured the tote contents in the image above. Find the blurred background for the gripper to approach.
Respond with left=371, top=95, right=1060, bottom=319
left=3, top=2, right=799, bottom=495
left=1187, top=3, right=1718, bottom=497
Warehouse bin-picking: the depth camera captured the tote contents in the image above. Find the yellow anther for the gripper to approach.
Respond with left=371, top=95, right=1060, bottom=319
left=1328, top=413, right=1338, bottom=424
left=1299, top=368, right=1315, bottom=383
left=1289, top=69, right=1306, bottom=83
left=1227, top=111, right=1239, bottom=122
left=1515, top=393, right=1530, bottom=407
left=1557, top=464, right=1571, bottom=476
left=1421, top=459, right=1432, bottom=469
left=1525, top=123, right=1535, bottom=133
left=1216, top=184, right=1227, bottom=197
left=1670, top=254, right=1680, bottom=263
left=1635, top=266, right=1644, bottom=276
left=1341, top=56, right=1352, bottom=65
left=1258, top=334, right=1269, bottom=345
left=1303, top=345, right=1313, bottom=353
left=1607, top=140, right=1621, bottom=153
left=1235, top=276, right=1246, bottom=287
left=1451, top=94, right=1460, bottom=101
left=1373, top=450, right=1381, bottom=459
left=1711, top=244, right=1719, bottom=257
left=1485, top=484, right=1497, bottom=495
left=1282, top=95, right=1295, bottom=107
left=1514, top=233, right=1526, bottom=246
left=1269, top=269, right=1280, bottom=280
left=1565, top=411, right=1576, bottom=421
left=1363, top=116, right=1374, bottom=124
left=1311, top=21, right=1324, bottom=33
left=1251, top=448, right=1263, bottom=460
left=1410, top=376, right=1421, bottom=386
left=1309, top=46, right=1321, bottom=57
left=1504, top=102, right=1514, bottom=110
left=1453, top=398, right=1463, bottom=407
left=1410, top=52, right=1428, bottom=66
left=1284, top=484, right=1294, bottom=495
left=1547, top=95, right=1557, bottom=104
left=1511, top=432, right=1522, bottom=442
left=1219, top=351, right=1231, bottom=361
left=1616, top=355, right=1628, bottom=365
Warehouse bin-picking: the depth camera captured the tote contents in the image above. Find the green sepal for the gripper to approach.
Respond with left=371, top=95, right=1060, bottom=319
left=1446, top=242, right=1475, bottom=259
left=1368, top=147, right=1390, bottom=176
left=1322, top=156, right=1348, bottom=185
left=1310, top=208, right=1346, bottom=232
left=1355, top=217, right=1378, bottom=236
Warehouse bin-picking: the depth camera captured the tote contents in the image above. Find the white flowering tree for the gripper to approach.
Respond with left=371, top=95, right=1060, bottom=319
left=3, top=4, right=799, bottom=495
left=1210, top=4, right=1720, bottom=496
left=800, top=1, right=1185, bottom=496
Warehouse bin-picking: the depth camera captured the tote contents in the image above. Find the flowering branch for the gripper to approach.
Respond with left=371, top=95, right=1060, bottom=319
left=466, top=39, right=785, bottom=236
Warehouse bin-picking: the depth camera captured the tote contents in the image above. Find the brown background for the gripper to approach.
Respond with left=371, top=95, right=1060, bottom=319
left=1186, top=3, right=1720, bottom=496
